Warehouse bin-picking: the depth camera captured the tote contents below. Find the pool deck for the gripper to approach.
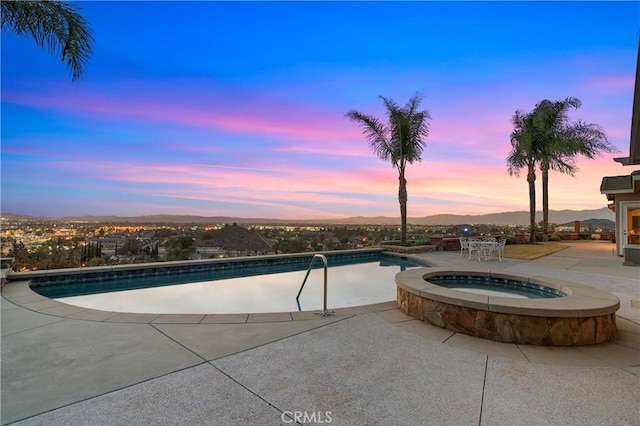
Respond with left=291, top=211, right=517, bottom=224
left=1, top=241, right=639, bottom=425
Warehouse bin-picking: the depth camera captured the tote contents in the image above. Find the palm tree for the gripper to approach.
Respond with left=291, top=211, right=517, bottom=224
left=1, top=0, right=93, bottom=81
left=507, top=97, right=616, bottom=242
left=346, top=93, right=431, bottom=245
left=507, top=109, right=538, bottom=243
left=532, top=97, right=615, bottom=241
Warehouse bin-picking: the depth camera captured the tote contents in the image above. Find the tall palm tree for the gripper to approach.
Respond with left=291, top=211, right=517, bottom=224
left=1, top=0, right=93, bottom=81
left=532, top=97, right=615, bottom=241
left=507, top=97, right=616, bottom=242
left=346, top=93, right=431, bottom=245
left=507, top=109, right=538, bottom=243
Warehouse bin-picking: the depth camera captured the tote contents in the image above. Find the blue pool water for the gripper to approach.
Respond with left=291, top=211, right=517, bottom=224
left=33, top=253, right=428, bottom=314
left=427, top=275, right=566, bottom=299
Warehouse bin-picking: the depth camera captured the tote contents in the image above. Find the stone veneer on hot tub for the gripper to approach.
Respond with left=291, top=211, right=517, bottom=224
left=396, top=268, right=620, bottom=346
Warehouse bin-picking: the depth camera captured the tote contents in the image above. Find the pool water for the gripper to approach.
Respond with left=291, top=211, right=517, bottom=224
left=49, top=257, right=425, bottom=314
left=427, top=275, right=566, bottom=299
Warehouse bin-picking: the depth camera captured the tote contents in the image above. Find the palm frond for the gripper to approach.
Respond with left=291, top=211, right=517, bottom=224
left=530, top=97, right=615, bottom=165
left=1, top=0, right=94, bottom=81
left=507, top=110, right=536, bottom=176
left=345, top=110, right=392, bottom=162
left=564, top=121, right=617, bottom=159
left=546, top=153, right=578, bottom=176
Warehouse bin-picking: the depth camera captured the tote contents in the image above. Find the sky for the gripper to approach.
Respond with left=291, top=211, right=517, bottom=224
left=1, top=1, right=638, bottom=220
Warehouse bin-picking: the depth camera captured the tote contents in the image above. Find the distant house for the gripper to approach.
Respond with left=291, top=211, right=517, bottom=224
left=100, top=236, right=126, bottom=247
left=600, top=46, right=640, bottom=265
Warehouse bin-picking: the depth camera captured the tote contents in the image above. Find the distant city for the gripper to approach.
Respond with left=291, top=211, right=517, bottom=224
left=1, top=208, right=615, bottom=272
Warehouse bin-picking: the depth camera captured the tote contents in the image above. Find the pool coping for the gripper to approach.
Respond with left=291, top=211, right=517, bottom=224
left=1, top=279, right=401, bottom=324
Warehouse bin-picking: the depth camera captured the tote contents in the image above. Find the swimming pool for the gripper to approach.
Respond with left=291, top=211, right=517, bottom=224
left=30, top=251, right=429, bottom=314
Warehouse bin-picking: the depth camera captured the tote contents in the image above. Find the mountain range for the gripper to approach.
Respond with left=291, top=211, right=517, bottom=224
left=1, top=207, right=615, bottom=226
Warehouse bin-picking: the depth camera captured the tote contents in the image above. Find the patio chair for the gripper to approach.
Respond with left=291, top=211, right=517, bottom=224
left=458, top=237, right=469, bottom=257
left=490, top=238, right=507, bottom=261
left=468, top=240, right=482, bottom=261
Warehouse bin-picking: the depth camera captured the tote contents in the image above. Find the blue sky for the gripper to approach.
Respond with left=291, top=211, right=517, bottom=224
left=1, top=1, right=638, bottom=219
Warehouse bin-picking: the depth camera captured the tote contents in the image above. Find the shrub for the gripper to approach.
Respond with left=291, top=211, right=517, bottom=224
left=87, top=257, right=106, bottom=267
left=549, top=235, right=562, bottom=242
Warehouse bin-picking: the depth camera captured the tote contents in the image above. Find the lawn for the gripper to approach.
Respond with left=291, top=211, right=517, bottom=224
left=503, top=242, right=568, bottom=260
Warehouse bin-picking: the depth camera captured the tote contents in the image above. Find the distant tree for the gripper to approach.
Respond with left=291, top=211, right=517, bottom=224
left=1, top=0, right=94, bottom=81
left=41, top=245, right=77, bottom=269
left=328, top=240, right=345, bottom=251
left=346, top=93, right=431, bottom=245
left=165, top=236, right=196, bottom=260
left=121, top=237, right=141, bottom=256
left=273, top=239, right=285, bottom=254
left=88, top=257, right=106, bottom=267
left=146, top=242, right=159, bottom=258
left=82, top=237, right=101, bottom=263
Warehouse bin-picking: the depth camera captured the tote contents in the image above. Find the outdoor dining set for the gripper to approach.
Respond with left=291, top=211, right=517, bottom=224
left=458, top=237, right=507, bottom=261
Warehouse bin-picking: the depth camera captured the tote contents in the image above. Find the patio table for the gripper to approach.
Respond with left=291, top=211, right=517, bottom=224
left=468, top=241, right=498, bottom=261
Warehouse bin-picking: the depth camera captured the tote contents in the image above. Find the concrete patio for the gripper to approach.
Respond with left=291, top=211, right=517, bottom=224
left=2, top=241, right=638, bottom=425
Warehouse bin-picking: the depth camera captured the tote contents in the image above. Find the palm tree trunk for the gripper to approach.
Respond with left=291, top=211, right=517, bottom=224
left=398, top=169, right=407, bottom=245
left=541, top=163, right=549, bottom=242
left=527, top=164, right=536, bottom=243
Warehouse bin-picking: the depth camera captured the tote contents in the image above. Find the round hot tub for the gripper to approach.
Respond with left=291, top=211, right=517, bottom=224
left=396, top=269, right=619, bottom=346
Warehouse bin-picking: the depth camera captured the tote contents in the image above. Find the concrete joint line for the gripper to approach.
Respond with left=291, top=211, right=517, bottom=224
left=516, top=344, right=532, bottom=363
left=442, top=331, right=456, bottom=344
left=150, top=324, right=208, bottom=362
left=208, top=362, right=300, bottom=424
left=215, top=314, right=355, bottom=361
left=1, top=316, right=68, bottom=338
left=478, top=355, right=489, bottom=426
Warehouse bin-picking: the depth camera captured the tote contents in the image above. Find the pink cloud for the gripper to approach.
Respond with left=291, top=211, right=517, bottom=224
left=158, top=142, right=225, bottom=154
left=55, top=159, right=394, bottom=202
left=2, top=85, right=362, bottom=145
left=52, top=147, right=623, bottom=218
left=579, top=75, right=635, bottom=94
left=270, top=142, right=371, bottom=158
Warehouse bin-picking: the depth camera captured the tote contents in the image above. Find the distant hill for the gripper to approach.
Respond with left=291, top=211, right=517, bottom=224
left=408, top=207, right=616, bottom=226
left=1, top=207, right=615, bottom=226
left=559, top=218, right=615, bottom=229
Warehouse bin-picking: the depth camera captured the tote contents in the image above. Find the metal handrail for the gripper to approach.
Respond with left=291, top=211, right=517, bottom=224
left=295, top=254, right=334, bottom=316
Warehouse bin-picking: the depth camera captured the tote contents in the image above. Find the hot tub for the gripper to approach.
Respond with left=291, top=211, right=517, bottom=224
left=396, top=268, right=620, bottom=346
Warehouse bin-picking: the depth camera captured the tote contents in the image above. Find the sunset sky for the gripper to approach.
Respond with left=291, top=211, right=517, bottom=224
left=2, top=1, right=638, bottom=220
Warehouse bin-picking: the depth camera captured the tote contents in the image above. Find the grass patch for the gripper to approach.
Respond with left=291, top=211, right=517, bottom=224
left=503, top=242, right=568, bottom=260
